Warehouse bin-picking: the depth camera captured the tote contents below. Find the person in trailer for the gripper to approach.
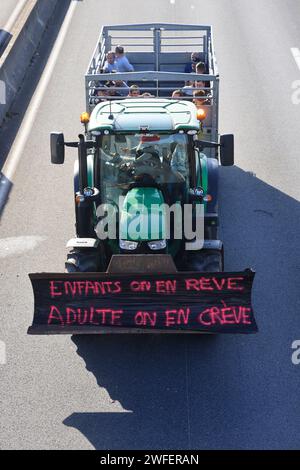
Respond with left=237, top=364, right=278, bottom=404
left=115, top=45, right=134, bottom=72
left=103, top=51, right=117, bottom=73
left=184, top=52, right=202, bottom=73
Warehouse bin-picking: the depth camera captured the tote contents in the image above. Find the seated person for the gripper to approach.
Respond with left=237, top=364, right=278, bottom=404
left=91, top=82, right=108, bottom=105
left=127, top=85, right=140, bottom=98
left=195, top=80, right=211, bottom=101
left=115, top=45, right=134, bottom=72
left=172, top=89, right=183, bottom=99
left=185, top=52, right=202, bottom=73
left=103, top=51, right=117, bottom=73
left=193, top=89, right=210, bottom=107
left=183, top=77, right=209, bottom=98
left=182, top=81, right=194, bottom=97
left=196, top=61, right=210, bottom=89
left=132, top=150, right=186, bottom=203
left=195, top=79, right=205, bottom=88
left=142, top=92, right=155, bottom=98
left=115, top=137, right=186, bottom=203
left=114, top=79, right=129, bottom=96
left=195, top=61, right=206, bottom=74
left=105, top=81, right=122, bottom=97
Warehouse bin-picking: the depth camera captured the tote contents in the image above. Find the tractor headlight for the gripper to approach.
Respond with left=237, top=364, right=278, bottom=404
left=119, top=240, right=139, bottom=251
left=148, top=240, right=167, bottom=251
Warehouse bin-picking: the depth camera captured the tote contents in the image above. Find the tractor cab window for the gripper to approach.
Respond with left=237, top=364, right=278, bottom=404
left=99, top=133, right=190, bottom=205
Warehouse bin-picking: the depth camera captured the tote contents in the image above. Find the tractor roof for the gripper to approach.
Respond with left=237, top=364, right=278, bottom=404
left=88, top=99, right=200, bottom=133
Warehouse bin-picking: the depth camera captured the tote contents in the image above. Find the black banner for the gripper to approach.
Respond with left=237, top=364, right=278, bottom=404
left=28, top=271, right=257, bottom=335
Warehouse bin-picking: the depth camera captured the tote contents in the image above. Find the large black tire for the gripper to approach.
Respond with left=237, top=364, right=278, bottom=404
left=65, top=248, right=104, bottom=273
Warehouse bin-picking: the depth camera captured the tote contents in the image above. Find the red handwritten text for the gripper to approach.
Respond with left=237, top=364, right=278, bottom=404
left=130, top=279, right=177, bottom=294
left=134, top=311, right=157, bottom=327
left=185, top=277, right=245, bottom=292
left=48, top=306, right=123, bottom=326
left=49, top=281, right=122, bottom=298
left=165, top=308, right=190, bottom=327
left=198, top=303, right=252, bottom=326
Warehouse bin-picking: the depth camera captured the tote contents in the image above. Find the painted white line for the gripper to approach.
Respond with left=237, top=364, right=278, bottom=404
left=291, top=47, right=300, bottom=71
left=2, top=0, right=28, bottom=33
left=0, top=0, right=77, bottom=203
left=0, top=340, right=6, bottom=365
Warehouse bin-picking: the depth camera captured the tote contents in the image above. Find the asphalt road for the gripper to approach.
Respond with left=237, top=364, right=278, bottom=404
left=0, top=0, right=300, bottom=450
left=0, top=0, right=20, bottom=30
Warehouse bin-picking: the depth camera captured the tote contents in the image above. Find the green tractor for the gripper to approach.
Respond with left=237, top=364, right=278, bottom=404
left=51, top=98, right=233, bottom=274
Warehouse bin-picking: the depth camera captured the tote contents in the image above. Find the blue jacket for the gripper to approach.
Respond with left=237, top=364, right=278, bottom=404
left=116, top=56, right=134, bottom=72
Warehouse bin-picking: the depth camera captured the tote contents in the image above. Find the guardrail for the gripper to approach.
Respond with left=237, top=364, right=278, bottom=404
left=0, top=0, right=60, bottom=127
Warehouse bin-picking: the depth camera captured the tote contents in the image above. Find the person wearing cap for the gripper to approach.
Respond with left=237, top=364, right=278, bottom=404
left=185, top=52, right=202, bottom=73
left=115, top=45, right=134, bottom=72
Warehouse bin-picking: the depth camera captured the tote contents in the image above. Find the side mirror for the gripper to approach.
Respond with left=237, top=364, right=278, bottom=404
left=50, top=132, right=65, bottom=164
left=220, top=134, right=234, bottom=166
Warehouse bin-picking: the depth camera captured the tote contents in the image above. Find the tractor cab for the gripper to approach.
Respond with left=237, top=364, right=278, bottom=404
left=98, top=131, right=190, bottom=203
left=94, top=129, right=194, bottom=255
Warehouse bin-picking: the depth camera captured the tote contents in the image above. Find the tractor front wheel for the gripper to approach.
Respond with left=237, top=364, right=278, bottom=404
left=65, top=249, right=104, bottom=273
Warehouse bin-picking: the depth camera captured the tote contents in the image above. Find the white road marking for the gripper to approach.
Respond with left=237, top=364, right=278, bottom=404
left=2, top=0, right=28, bottom=33
left=0, top=236, right=46, bottom=258
left=0, top=340, right=6, bottom=365
left=0, top=0, right=78, bottom=207
left=0, top=79, right=5, bottom=104
left=291, top=48, right=300, bottom=71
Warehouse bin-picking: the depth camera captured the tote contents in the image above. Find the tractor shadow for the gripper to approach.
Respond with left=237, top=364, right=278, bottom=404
left=65, top=334, right=217, bottom=450
left=64, top=167, right=300, bottom=450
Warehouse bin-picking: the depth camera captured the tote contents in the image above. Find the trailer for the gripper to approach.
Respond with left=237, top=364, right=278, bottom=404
left=85, top=23, right=219, bottom=157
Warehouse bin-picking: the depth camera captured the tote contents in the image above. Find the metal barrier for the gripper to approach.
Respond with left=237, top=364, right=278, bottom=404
left=85, top=24, right=219, bottom=146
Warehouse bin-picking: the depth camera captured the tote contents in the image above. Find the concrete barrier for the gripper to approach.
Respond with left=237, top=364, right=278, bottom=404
left=0, top=0, right=60, bottom=126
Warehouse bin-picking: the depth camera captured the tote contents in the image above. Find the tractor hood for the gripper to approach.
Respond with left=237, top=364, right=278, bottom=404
left=119, top=187, right=166, bottom=241
left=88, top=99, right=200, bottom=133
